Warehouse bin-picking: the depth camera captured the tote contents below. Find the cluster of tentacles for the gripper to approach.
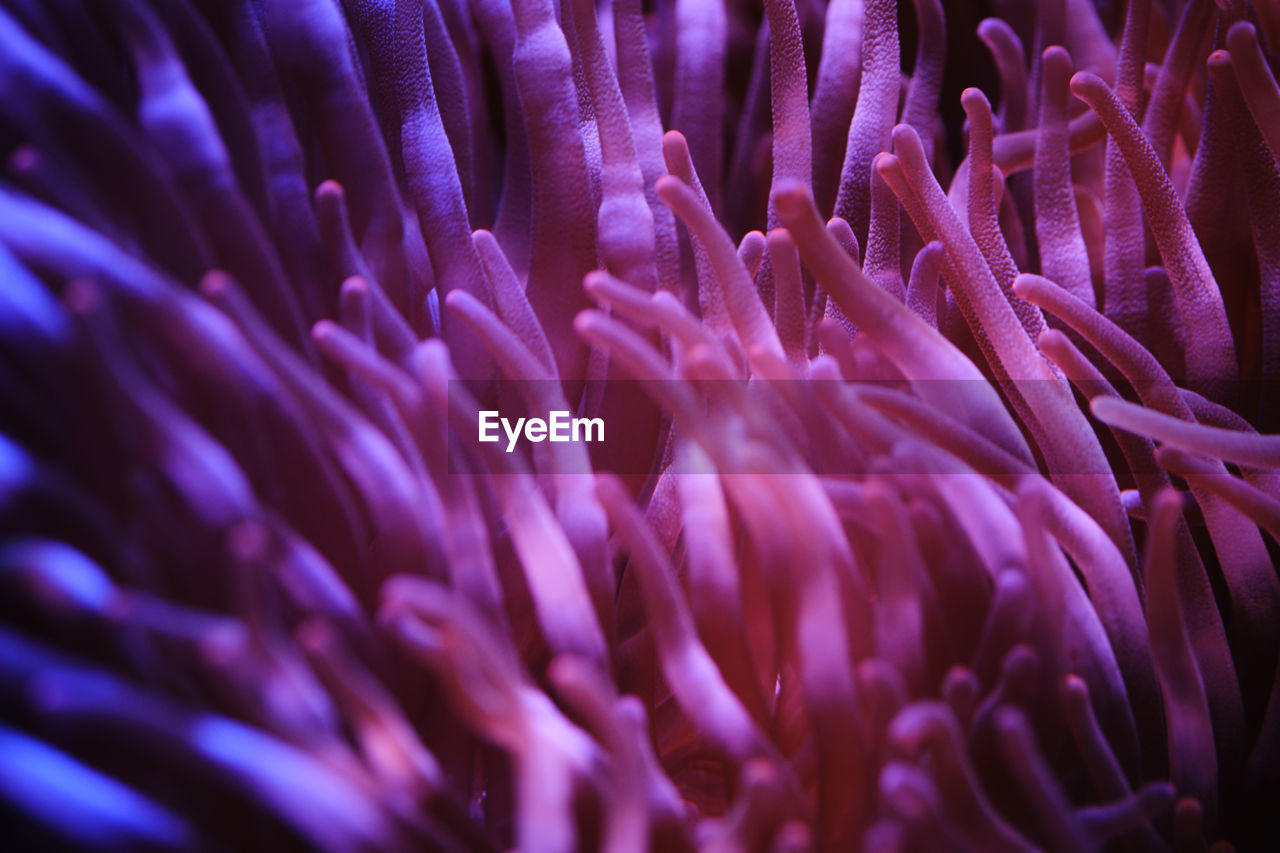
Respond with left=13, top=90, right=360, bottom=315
left=2, top=0, right=1280, bottom=849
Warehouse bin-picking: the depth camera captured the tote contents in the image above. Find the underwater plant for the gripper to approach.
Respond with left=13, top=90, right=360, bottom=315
left=1, top=0, right=1279, bottom=849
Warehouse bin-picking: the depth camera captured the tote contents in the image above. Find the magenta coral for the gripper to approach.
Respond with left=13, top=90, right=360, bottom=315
left=2, top=0, right=1280, bottom=851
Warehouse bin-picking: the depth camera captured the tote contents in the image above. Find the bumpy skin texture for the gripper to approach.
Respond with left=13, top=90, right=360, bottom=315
left=1, top=0, right=1280, bottom=851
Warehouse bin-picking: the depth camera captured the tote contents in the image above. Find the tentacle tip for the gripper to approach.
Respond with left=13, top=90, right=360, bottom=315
left=198, top=269, right=234, bottom=298
left=1010, top=272, right=1038, bottom=299
left=1226, top=20, right=1256, bottom=47
left=1036, top=326, right=1068, bottom=350
left=546, top=654, right=587, bottom=692
left=655, top=174, right=682, bottom=198
left=1061, top=673, right=1089, bottom=701
left=890, top=123, right=923, bottom=149
left=582, top=270, right=609, bottom=296
left=63, top=279, right=101, bottom=315
left=661, top=129, right=688, bottom=147
left=764, top=227, right=793, bottom=250
left=1153, top=444, right=1186, bottom=468
left=1068, top=70, right=1105, bottom=97
left=340, top=275, right=368, bottom=296
left=992, top=705, right=1024, bottom=733
left=959, top=88, right=992, bottom=118
left=593, top=470, right=628, bottom=506
left=8, top=144, right=38, bottom=173
left=572, top=309, right=599, bottom=337
left=315, top=179, right=345, bottom=201
left=416, top=337, right=449, bottom=361
left=295, top=618, right=332, bottom=655
left=1174, top=796, right=1204, bottom=820
left=772, top=181, right=813, bottom=221
left=869, top=152, right=897, bottom=177
left=1042, top=45, right=1072, bottom=69
left=1151, top=487, right=1184, bottom=518
left=442, top=289, right=470, bottom=310
left=311, top=318, right=338, bottom=342
left=660, top=131, right=691, bottom=167
left=873, top=153, right=901, bottom=178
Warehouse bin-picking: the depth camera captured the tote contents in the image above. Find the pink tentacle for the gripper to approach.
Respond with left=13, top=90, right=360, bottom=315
left=1035, top=47, right=1095, bottom=307
left=810, top=0, right=864, bottom=215
left=1144, top=490, right=1220, bottom=830
left=774, top=180, right=1035, bottom=464
left=1226, top=22, right=1280, bottom=171
left=890, top=126, right=1135, bottom=564
left=611, top=0, right=681, bottom=296
left=962, top=88, right=1046, bottom=340
left=1071, top=72, right=1237, bottom=398
left=568, top=0, right=656, bottom=294
left=658, top=175, right=785, bottom=363
left=766, top=229, right=809, bottom=366
left=900, top=0, right=946, bottom=166
left=509, top=0, right=597, bottom=381
left=834, top=0, right=898, bottom=245
left=977, top=17, right=1029, bottom=133
left=1141, top=0, right=1215, bottom=170
left=670, top=0, right=726, bottom=214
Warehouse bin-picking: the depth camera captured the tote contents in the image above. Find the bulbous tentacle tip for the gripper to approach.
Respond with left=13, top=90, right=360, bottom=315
left=1207, top=50, right=1232, bottom=73
left=63, top=279, right=101, bottom=316
left=198, top=269, right=235, bottom=298
left=661, top=129, right=689, bottom=150
left=975, top=18, right=1003, bottom=38
left=572, top=310, right=599, bottom=337
left=660, top=130, right=691, bottom=170
left=1226, top=20, right=1258, bottom=53
left=1042, top=45, right=1071, bottom=65
left=1069, top=71, right=1108, bottom=100
left=768, top=179, right=808, bottom=220
left=873, top=152, right=902, bottom=178
left=654, top=174, right=683, bottom=201
left=314, top=179, right=343, bottom=197
left=1148, top=486, right=1184, bottom=525
left=959, top=87, right=991, bottom=112
left=869, top=151, right=895, bottom=172
left=545, top=653, right=593, bottom=695
left=582, top=270, right=609, bottom=297
left=339, top=275, right=368, bottom=298
left=1151, top=445, right=1183, bottom=472
left=1087, top=394, right=1111, bottom=420
left=1061, top=672, right=1090, bottom=707
left=311, top=318, right=340, bottom=344
left=411, top=337, right=451, bottom=374
left=1011, top=272, right=1040, bottom=300
left=890, top=123, right=925, bottom=153
left=442, top=288, right=472, bottom=312
left=764, top=226, right=793, bottom=249
left=226, top=519, right=269, bottom=560
left=8, top=144, right=38, bottom=173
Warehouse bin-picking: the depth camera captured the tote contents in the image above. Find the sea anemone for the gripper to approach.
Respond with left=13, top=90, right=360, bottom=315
left=1, top=0, right=1279, bottom=849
